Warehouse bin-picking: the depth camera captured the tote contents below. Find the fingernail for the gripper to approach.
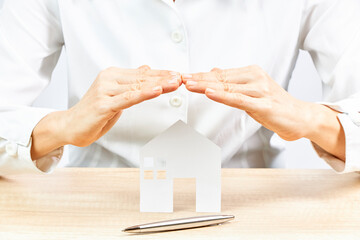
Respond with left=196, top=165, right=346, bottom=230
left=186, top=81, right=198, bottom=86
left=182, top=74, right=192, bottom=79
left=153, top=86, right=162, bottom=92
left=206, top=88, right=216, bottom=94
left=168, top=77, right=179, bottom=84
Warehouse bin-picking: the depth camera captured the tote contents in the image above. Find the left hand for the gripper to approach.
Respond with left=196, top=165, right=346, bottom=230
left=182, top=65, right=322, bottom=141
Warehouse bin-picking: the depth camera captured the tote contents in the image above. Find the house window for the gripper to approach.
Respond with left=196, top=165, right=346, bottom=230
left=143, top=157, right=154, bottom=168
left=156, top=170, right=167, bottom=179
left=156, top=158, right=166, bottom=169
left=144, top=170, right=154, bottom=179
left=143, top=157, right=167, bottom=180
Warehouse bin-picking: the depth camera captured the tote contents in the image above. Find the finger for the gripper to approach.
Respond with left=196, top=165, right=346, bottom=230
left=182, top=69, right=253, bottom=84
left=103, top=67, right=181, bottom=87
left=109, top=78, right=180, bottom=96
left=136, top=66, right=180, bottom=77
left=186, top=80, right=260, bottom=97
left=158, top=77, right=181, bottom=93
left=114, top=74, right=182, bottom=87
left=220, top=67, right=253, bottom=75
left=147, top=69, right=180, bottom=77
left=138, top=65, right=151, bottom=71
left=204, top=88, right=258, bottom=112
left=136, top=66, right=179, bottom=77
left=182, top=72, right=215, bottom=83
left=111, top=86, right=163, bottom=111
left=211, top=67, right=222, bottom=72
left=186, top=80, right=229, bottom=93
left=107, top=66, right=180, bottom=78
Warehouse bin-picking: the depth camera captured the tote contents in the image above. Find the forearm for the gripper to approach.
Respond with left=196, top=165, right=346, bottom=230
left=31, top=111, right=68, bottom=160
left=303, top=103, right=346, bottom=161
left=31, top=66, right=180, bottom=161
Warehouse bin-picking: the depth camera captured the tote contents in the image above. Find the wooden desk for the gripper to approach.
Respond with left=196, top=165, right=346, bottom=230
left=0, top=168, right=360, bottom=239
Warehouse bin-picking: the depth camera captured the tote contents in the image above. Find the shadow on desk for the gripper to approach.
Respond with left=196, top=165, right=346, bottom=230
left=0, top=176, right=14, bottom=183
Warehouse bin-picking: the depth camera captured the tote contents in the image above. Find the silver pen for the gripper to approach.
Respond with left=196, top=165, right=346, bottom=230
left=123, top=215, right=235, bottom=233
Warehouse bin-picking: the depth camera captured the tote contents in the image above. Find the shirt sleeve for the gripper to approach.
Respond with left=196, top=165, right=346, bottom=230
left=299, top=0, right=360, bottom=173
left=0, top=0, right=64, bottom=175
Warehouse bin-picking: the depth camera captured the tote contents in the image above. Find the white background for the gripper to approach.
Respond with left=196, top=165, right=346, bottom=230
left=0, top=0, right=330, bottom=169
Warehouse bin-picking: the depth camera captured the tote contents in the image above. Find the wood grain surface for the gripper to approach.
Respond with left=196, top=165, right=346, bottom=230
left=1, top=168, right=360, bottom=239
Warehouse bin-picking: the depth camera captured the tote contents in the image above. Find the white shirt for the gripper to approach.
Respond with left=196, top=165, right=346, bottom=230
left=0, top=0, right=360, bottom=175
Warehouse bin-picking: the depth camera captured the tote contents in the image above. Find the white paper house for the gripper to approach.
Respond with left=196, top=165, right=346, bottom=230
left=140, top=120, right=221, bottom=212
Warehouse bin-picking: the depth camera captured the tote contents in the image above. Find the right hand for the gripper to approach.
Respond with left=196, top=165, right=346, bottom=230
left=31, top=65, right=181, bottom=159
left=65, top=65, right=181, bottom=147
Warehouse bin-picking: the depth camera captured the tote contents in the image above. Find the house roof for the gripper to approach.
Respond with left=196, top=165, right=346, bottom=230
left=140, top=120, right=221, bottom=177
left=141, top=120, right=220, bottom=152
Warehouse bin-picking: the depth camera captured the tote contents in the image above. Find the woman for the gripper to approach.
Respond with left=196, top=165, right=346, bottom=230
left=0, top=0, right=359, bottom=174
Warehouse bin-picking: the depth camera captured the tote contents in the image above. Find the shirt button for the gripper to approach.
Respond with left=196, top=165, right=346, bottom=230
left=6, top=142, right=18, bottom=157
left=169, top=96, right=183, bottom=108
left=171, top=30, right=184, bottom=43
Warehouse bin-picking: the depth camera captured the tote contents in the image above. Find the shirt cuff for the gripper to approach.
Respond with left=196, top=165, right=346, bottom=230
left=31, top=141, right=64, bottom=173
left=0, top=138, right=64, bottom=175
left=0, top=107, right=64, bottom=175
left=311, top=112, right=360, bottom=173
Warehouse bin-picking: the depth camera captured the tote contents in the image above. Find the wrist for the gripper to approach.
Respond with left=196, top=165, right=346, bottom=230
left=54, top=110, right=73, bottom=146
left=303, top=103, right=338, bottom=141
left=31, top=110, right=70, bottom=160
left=302, top=103, right=345, bottom=161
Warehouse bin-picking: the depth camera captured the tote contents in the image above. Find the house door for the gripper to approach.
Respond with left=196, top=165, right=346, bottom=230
left=173, top=178, right=196, bottom=212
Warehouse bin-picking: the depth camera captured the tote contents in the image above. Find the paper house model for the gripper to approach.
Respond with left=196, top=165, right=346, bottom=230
left=139, top=120, right=221, bottom=212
